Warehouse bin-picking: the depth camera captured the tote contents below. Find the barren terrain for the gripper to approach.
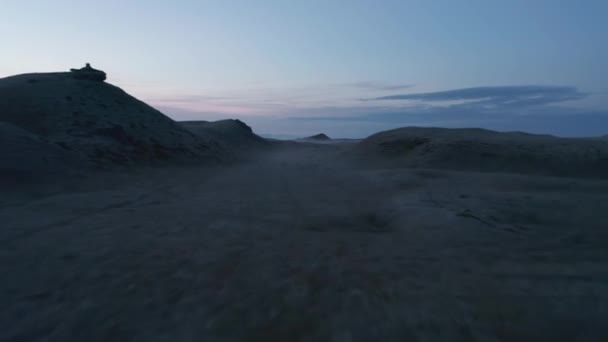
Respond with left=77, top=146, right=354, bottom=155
left=2, top=142, right=607, bottom=341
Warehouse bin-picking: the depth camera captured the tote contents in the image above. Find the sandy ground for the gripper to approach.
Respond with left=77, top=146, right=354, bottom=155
left=2, top=142, right=608, bottom=341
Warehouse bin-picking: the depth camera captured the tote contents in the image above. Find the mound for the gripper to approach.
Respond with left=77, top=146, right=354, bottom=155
left=356, top=127, right=608, bottom=178
left=181, top=119, right=268, bottom=150
left=304, top=133, right=331, bottom=141
left=0, top=71, right=223, bottom=166
left=0, top=122, right=84, bottom=183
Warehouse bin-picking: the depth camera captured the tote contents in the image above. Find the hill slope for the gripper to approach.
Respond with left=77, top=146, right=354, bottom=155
left=181, top=119, right=268, bottom=151
left=0, top=72, right=224, bottom=166
left=356, top=127, right=608, bottom=178
left=0, top=122, right=85, bottom=184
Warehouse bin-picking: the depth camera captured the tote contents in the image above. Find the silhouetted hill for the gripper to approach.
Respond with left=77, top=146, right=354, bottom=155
left=356, top=126, right=608, bottom=178
left=0, top=71, right=224, bottom=167
left=303, top=133, right=331, bottom=141
left=180, top=119, right=268, bottom=151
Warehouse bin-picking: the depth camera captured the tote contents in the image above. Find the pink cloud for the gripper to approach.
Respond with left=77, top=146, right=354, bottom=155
left=148, top=99, right=267, bottom=115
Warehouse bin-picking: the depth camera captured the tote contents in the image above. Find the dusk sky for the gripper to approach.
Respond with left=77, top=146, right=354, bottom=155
left=2, top=1, right=607, bottom=137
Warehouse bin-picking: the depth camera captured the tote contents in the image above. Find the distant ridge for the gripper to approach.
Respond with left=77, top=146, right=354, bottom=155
left=356, top=126, right=608, bottom=178
left=180, top=119, right=269, bottom=151
left=302, top=133, right=331, bottom=141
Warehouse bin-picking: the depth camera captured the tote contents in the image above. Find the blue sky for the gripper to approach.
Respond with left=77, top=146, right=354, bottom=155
left=1, top=1, right=607, bottom=137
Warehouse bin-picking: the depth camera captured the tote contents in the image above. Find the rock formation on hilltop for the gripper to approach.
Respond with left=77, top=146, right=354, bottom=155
left=70, top=63, right=107, bottom=82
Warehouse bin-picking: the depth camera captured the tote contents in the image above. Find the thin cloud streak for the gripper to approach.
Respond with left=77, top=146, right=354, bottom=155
left=369, top=85, right=588, bottom=108
left=151, top=95, right=233, bottom=103
left=349, top=81, right=414, bottom=91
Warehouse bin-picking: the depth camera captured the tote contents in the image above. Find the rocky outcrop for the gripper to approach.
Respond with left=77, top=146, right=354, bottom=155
left=70, top=63, right=107, bottom=82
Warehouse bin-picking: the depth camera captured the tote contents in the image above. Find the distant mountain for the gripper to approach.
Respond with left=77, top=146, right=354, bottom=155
left=304, top=133, right=331, bottom=140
